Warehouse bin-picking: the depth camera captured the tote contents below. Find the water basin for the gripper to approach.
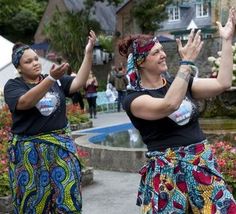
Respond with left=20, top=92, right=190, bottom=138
left=74, top=119, right=236, bottom=172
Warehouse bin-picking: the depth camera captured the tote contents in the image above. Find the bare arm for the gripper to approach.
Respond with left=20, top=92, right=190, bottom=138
left=69, top=30, right=96, bottom=93
left=131, top=29, right=203, bottom=120
left=191, top=7, right=236, bottom=99
left=16, top=63, right=69, bottom=110
left=131, top=65, right=192, bottom=120
left=93, top=77, right=98, bottom=87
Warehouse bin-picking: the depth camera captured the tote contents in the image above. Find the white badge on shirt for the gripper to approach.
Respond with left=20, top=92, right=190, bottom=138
left=168, top=97, right=193, bottom=126
left=35, top=92, right=60, bottom=116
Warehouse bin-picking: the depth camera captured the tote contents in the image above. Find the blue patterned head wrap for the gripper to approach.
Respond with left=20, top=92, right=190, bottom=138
left=126, top=37, right=159, bottom=90
left=12, top=45, right=30, bottom=68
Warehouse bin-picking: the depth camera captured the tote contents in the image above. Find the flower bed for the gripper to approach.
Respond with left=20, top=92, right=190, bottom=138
left=66, top=104, right=90, bottom=125
left=211, top=141, right=236, bottom=198
left=0, top=103, right=92, bottom=198
left=0, top=106, right=12, bottom=197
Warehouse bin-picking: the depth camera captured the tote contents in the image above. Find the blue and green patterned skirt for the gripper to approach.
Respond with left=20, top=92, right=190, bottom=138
left=8, top=127, right=82, bottom=214
left=137, top=141, right=236, bottom=214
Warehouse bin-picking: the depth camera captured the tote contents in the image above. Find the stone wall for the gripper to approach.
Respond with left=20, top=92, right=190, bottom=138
left=162, top=37, right=222, bottom=77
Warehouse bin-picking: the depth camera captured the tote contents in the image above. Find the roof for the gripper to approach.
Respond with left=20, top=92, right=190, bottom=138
left=116, top=0, right=130, bottom=14
left=171, top=27, right=216, bottom=36
left=63, top=0, right=117, bottom=33
left=31, top=42, right=49, bottom=51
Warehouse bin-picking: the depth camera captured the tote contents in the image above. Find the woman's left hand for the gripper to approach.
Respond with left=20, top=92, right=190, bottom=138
left=85, top=30, right=96, bottom=54
left=216, top=7, right=236, bottom=41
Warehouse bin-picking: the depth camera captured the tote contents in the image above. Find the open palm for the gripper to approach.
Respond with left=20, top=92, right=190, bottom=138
left=217, top=7, right=236, bottom=40
left=85, top=30, right=96, bottom=54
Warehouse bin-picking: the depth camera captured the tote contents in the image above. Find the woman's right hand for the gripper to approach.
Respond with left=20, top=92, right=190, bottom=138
left=176, top=29, right=204, bottom=62
left=50, top=63, right=69, bottom=80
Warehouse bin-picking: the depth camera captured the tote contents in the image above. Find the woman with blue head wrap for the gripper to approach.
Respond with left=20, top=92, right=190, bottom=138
left=4, top=31, right=96, bottom=213
left=119, top=8, right=236, bottom=214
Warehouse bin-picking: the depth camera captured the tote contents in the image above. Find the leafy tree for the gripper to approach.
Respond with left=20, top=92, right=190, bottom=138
left=84, top=0, right=123, bottom=9
left=0, top=0, right=16, bottom=25
left=44, top=9, right=102, bottom=70
left=133, top=0, right=173, bottom=33
left=44, top=0, right=122, bottom=70
left=98, top=35, right=114, bottom=53
left=0, top=0, right=47, bottom=43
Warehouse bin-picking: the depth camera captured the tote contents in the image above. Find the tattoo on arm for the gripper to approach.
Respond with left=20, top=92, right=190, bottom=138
left=176, top=71, right=191, bottom=82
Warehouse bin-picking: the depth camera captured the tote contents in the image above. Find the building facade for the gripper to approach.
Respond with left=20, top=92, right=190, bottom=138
left=114, top=0, right=236, bottom=66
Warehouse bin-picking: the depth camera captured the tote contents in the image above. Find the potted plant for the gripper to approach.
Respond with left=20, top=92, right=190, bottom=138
left=66, top=104, right=92, bottom=130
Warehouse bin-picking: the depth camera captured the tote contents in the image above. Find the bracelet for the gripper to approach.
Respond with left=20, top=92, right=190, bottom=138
left=180, top=64, right=199, bottom=78
left=190, top=65, right=199, bottom=78
left=180, top=60, right=195, bottom=66
left=48, top=74, right=56, bottom=82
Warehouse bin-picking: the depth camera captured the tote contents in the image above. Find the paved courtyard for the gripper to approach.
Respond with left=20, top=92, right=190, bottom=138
left=78, top=112, right=142, bottom=214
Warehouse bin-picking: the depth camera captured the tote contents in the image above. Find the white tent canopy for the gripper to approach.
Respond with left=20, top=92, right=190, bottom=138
left=0, top=35, right=55, bottom=91
left=0, top=36, right=13, bottom=69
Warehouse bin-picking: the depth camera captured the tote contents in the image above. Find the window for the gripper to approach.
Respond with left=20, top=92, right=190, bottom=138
left=196, top=1, right=209, bottom=18
left=167, top=6, right=180, bottom=21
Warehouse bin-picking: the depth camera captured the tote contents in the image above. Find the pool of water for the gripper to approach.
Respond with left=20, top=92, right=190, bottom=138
left=90, top=128, right=236, bottom=148
left=75, top=122, right=236, bottom=172
left=93, top=128, right=146, bottom=148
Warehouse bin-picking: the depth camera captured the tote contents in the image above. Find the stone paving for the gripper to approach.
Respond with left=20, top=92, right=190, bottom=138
left=80, top=112, right=141, bottom=214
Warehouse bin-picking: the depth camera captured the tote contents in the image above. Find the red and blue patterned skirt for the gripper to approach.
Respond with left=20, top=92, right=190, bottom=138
left=137, top=141, right=236, bottom=214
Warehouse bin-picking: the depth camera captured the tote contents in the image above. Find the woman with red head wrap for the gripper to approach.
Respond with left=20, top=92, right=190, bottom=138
left=119, top=8, right=236, bottom=214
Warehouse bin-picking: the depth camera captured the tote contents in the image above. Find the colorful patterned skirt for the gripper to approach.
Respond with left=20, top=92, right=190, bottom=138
left=137, top=141, right=236, bottom=214
left=8, top=127, right=82, bottom=214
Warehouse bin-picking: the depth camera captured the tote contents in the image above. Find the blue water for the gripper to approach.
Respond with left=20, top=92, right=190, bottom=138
left=79, top=123, right=236, bottom=148
left=79, top=123, right=146, bottom=148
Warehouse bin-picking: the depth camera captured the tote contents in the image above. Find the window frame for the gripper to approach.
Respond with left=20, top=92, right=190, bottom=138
left=196, top=1, right=209, bottom=18
left=167, top=5, right=181, bottom=22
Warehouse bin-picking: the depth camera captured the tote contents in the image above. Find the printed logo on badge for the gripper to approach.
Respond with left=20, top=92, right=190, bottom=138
left=36, top=92, right=60, bottom=116
left=168, top=98, right=193, bottom=125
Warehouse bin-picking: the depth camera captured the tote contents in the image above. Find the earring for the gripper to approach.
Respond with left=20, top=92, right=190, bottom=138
left=17, top=69, right=22, bottom=74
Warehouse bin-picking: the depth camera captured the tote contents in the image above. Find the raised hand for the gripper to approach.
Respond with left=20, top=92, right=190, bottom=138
left=176, top=28, right=204, bottom=62
left=85, top=30, right=96, bottom=54
left=50, top=63, right=69, bottom=80
left=216, top=7, right=236, bottom=41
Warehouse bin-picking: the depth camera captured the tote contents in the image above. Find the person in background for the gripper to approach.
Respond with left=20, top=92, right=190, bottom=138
left=107, top=65, right=117, bottom=86
left=105, top=82, right=118, bottom=103
left=119, top=8, right=236, bottom=213
left=67, top=66, right=85, bottom=111
left=114, top=65, right=128, bottom=112
left=4, top=30, right=96, bottom=213
left=85, top=71, right=98, bottom=118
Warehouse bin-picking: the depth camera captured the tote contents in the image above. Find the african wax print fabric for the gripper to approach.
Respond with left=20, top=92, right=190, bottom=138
left=137, top=141, right=236, bottom=214
left=8, top=127, right=82, bottom=214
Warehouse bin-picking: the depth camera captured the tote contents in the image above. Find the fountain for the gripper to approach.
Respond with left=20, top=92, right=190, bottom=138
left=74, top=108, right=236, bottom=173
left=74, top=123, right=147, bottom=172
left=74, top=85, right=236, bottom=172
